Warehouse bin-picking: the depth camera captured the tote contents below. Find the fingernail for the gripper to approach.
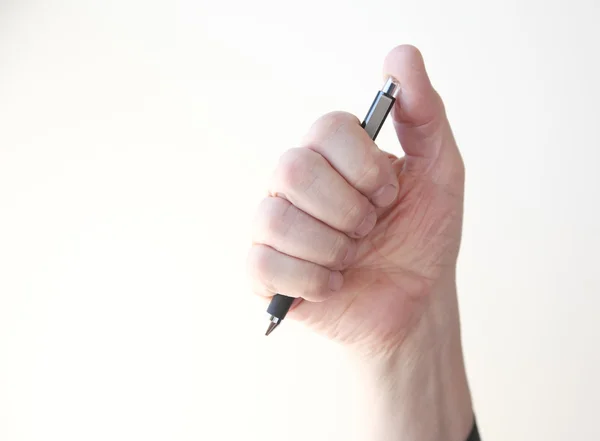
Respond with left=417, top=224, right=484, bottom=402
left=371, top=184, right=398, bottom=207
left=354, top=211, right=377, bottom=237
left=329, top=271, right=343, bottom=291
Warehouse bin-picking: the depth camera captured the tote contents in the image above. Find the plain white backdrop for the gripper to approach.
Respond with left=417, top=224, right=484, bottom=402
left=1, top=1, right=599, bottom=440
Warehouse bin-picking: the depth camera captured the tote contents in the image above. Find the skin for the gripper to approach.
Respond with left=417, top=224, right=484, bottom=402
left=248, top=45, right=474, bottom=441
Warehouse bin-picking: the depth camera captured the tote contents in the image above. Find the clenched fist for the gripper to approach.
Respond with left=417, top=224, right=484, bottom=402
left=249, top=45, right=465, bottom=357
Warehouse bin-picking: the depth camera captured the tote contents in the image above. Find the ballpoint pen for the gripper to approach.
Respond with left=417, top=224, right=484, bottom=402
left=265, top=76, right=401, bottom=336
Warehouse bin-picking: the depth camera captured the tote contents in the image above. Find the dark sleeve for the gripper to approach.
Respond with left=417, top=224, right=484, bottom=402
left=466, top=419, right=481, bottom=441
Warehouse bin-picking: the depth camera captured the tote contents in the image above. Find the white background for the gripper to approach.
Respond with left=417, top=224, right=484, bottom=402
left=1, top=1, right=599, bottom=440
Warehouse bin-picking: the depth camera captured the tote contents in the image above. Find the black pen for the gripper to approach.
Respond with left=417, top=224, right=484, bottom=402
left=265, top=76, right=400, bottom=336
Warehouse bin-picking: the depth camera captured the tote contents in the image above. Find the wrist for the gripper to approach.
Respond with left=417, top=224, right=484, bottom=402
left=353, top=283, right=473, bottom=441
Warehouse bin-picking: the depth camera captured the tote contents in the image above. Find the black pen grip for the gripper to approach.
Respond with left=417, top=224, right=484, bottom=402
left=267, top=294, right=294, bottom=320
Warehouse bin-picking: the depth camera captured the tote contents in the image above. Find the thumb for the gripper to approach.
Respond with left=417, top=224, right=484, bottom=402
left=383, top=45, right=463, bottom=183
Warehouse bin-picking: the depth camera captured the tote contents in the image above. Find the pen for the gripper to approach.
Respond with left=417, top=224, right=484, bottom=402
left=265, top=76, right=401, bottom=336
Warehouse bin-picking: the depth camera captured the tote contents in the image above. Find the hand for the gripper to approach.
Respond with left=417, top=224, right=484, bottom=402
left=249, top=45, right=463, bottom=353
left=248, top=45, right=473, bottom=441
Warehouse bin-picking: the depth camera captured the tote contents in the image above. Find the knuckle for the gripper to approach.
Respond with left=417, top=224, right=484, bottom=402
left=275, top=148, right=318, bottom=191
left=317, top=111, right=358, bottom=129
left=309, top=111, right=359, bottom=141
left=448, top=159, right=465, bottom=198
left=247, top=245, right=275, bottom=290
left=253, top=197, right=294, bottom=243
left=359, top=161, right=384, bottom=190
left=454, top=155, right=466, bottom=182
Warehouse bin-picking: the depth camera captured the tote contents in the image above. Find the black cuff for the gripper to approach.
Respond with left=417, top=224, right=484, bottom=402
left=466, top=418, right=480, bottom=441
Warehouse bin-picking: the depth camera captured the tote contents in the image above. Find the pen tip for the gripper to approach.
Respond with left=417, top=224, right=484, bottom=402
left=265, top=321, right=279, bottom=336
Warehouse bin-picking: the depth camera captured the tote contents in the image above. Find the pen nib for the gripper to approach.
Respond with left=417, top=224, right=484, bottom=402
left=265, top=320, right=280, bottom=336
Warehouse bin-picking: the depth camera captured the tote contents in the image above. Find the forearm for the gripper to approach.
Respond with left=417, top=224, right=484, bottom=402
left=356, top=285, right=473, bottom=441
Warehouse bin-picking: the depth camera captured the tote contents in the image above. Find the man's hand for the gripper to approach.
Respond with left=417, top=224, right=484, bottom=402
left=248, top=45, right=474, bottom=441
